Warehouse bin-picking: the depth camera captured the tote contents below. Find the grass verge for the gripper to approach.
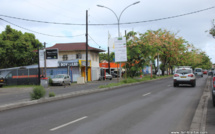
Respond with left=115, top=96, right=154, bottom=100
left=3, top=85, right=41, bottom=88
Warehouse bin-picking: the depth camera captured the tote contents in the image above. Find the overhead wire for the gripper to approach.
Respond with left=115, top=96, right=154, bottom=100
left=0, top=6, right=214, bottom=26
left=88, top=34, right=106, bottom=50
left=0, top=18, right=85, bottom=38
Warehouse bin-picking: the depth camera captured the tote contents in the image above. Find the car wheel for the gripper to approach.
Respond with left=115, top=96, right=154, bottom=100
left=201, top=75, right=203, bottom=77
left=174, top=83, right=177, bottom=87
left=0, top=85, right=2, bottom=88
left=110, top=78, right=112, bottom=80
left=192, top=83, right=196, bottom=87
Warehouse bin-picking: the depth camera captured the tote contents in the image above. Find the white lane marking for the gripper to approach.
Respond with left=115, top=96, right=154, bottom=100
left=142, top=92, right=151, bottom=97
left=50, top=116, right=88, bottom=131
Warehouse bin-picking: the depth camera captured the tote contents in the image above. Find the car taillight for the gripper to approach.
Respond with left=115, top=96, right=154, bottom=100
left=213, top=77, right=215, bottom=87
left=188, top=74, right=194, bottom=77
left=174, top=74, right=179, bottom=77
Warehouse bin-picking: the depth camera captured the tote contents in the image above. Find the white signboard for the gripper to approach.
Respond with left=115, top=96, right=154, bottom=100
left=108, top=38, right=115, bottom=53
left=39, top=50, right=44, bottom=67
left=114, top=37, right=127, bottom=62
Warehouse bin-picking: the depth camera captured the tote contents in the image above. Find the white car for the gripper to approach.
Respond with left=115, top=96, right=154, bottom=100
left=52, top=74, right=71, bottom=86
left=173, top=67, right=196, bottom=87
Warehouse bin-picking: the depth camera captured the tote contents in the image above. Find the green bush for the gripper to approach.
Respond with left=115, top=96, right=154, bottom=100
left=30, top=86, right=46, bottom=100
left=49, top=92, right=55, bottom=97
left=48, top=77, right=53, bottom=86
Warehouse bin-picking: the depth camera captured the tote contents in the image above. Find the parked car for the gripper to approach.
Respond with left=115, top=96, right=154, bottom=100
left=105, top=72, right=112, bottom=80
left=111, top=72, right=119, bottom=78
left=173, top=66, right=196, bottom=87
left=52, top=74, right=71, bottom=86
left=194, top=68, right=203, bottom=77
left=203, top=70, right=208, bottom=74
left=0, top=76, right=5, bottom=87
left=208, top=70, right=213, bottom=76
left=212, top=73, right=215, bottom=107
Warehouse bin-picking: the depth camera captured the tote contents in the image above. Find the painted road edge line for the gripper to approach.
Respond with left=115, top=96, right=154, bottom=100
left=50, top=116, right=88, bottom=131
left=143, top=92, right=151, bottom=97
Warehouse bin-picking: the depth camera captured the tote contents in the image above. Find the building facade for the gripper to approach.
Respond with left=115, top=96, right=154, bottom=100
left=46, top=42, right=105, bottom=82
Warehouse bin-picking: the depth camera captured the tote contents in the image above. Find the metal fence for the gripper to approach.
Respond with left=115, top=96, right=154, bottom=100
left=0, top=68, right=39, bottom=85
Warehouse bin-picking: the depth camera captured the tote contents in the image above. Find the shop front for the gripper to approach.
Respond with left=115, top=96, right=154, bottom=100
left=79, top=60, right=91, bottom=81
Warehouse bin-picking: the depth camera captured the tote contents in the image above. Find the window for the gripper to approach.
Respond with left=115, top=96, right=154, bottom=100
left=63, top=55, right=68, bottom=61
left=76, top=53, right=82, bottom=59
left=176, top=69, right=192, bottom=74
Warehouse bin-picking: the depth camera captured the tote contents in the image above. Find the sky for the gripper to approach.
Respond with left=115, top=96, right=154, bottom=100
left=0, top=0, right=215, bottom=63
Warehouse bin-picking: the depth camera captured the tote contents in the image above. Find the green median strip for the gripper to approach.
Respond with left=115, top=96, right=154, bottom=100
left=99, top=75, right=172, bottom=88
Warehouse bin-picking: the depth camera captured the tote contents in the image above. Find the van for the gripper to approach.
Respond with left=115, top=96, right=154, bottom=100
left=194, top=68, right=203, bottom=77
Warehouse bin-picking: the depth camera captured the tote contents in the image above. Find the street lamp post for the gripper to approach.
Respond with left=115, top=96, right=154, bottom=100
left=97, top=1, right=140, bottom=78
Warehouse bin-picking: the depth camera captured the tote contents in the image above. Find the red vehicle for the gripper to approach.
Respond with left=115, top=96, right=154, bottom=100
left=203, top=70, right=207, bottom=74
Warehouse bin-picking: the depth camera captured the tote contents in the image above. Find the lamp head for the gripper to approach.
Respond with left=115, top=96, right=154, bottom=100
left=97, top=5, right=104, bottom=7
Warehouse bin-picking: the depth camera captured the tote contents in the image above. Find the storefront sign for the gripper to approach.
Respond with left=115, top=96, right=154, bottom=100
left=59, top=62, right=78, bottom=67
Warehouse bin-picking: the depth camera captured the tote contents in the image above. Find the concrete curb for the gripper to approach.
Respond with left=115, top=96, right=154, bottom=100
left=190, top=76, right=210, bottom=132
left=0, top=76, right=172, bottom=112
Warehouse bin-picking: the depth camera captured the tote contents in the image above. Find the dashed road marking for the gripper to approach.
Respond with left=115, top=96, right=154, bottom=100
left=142, top=92, right=151, bottom=97
left=50, top=116, right=88, bottom=131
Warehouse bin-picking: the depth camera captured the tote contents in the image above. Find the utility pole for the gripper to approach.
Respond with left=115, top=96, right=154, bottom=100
left=37, top=44, right=40, bottom=85
left=86, top=10, right=88, bottom=82
left=44, top=42, right=47, bottom=77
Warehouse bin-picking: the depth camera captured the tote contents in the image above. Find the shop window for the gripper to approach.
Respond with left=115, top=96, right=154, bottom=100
left=76, top=53, right=82, bottom=59
left=63, top=55, right=68, bottom=61
left=50, top=70, right=53, bottom=75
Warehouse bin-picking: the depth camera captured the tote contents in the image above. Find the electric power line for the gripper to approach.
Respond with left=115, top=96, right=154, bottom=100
left=0, top=18, right=85, bottom=38
left=0, top=6, right=214, bottom=26
left=88, top=34, right=106, bottom=50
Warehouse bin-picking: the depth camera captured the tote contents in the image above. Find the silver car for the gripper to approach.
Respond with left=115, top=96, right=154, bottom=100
left=105, top=72, right=112, bottom=80
left=173, top=67, right=196, bottom=87
left=52, top=74, right=71, bottom=86
left=194, top=68, right=203, bottom=77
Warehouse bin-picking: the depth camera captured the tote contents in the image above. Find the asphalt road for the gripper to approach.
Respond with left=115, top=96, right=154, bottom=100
left=0, top=76, right=207, bottom=134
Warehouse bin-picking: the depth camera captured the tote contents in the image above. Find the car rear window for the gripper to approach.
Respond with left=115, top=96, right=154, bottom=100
left=176, top=69, right=192, bottom=74
left=195, top=69, right=202, bottom=72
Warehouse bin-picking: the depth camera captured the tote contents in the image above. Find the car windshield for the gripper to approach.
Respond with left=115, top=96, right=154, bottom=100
left=53, top=75, right=64, bottom=78
left=176, top=69, right=192, bottom=74
left=106, top=73, right=110, bottom=75
left=195, top=69, right=202, bottom=72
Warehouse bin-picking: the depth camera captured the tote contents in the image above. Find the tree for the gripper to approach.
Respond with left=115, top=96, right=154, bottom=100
left=0, top=25, right=42, bottom=68
left=209, top=20, right=215, bottom=38
left=99, top=52, right=115, bottom=62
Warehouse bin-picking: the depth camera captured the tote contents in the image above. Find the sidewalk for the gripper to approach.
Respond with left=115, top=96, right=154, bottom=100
left=206, top=76, right=215, bottom=134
